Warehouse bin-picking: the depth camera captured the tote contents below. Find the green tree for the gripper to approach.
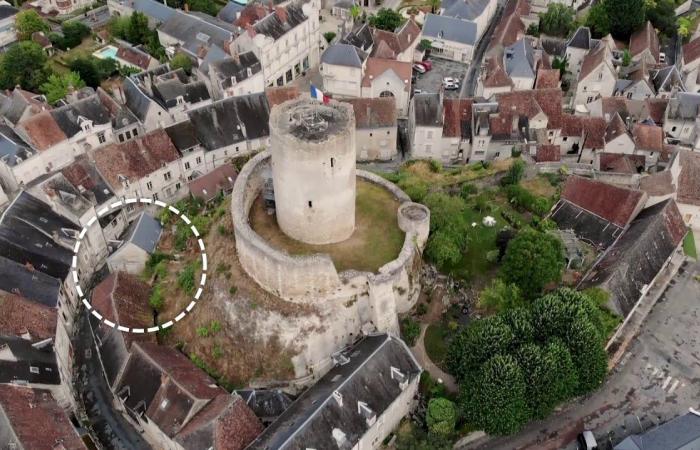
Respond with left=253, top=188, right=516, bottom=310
left=0, top=41, right=49, bottom=91
left=423, top=192, right=470, bottom=268
left=678, top=17, right=692, bottom=41
left=323, top=31, right=336, bottom=44
left=400, top=317, right=421, bottom=346
left=58, top=21, right=91, bottom=49
left=109, top=15, right=131, bottom=40
left=586, top=2, right=611, bottom=37
left=15, top=10, right=49, bottom=41
left=69, top=57, right=100, bottom=87
left=479, top=278, right=523, bottom=313
left=426, top=398, right=457, bottom=435
left=368, top=8, right=404, bottom=31
left=447, top=315, right=514, bottom=382
left=188, top=0, right=218, bottom=16
left=622, top=49, right=631, bottom=66
left=170, top=53, right=193, bottom=75
left=526, top=23, right=540, bottom=36
left=126, top=12, right=150, bottom=45
left=501, top=229, right=564, bottom=299
left=501, top=307, right=534, bottom=348
left=604, top=0, right=646, bottom=40
left=538, top=3, right=575, bottom=37
left=645, top=0, right=676, bottom=38
left=350, top=4, right=362, bottom=21
left=501, top=159, right=525, bottom=186
left=552, top=55, right=569, bottom=79
left=40, top=72, right=86, bottom=104
left=427, top=0, right=440, bottom=13
left=418, top=38, right=432, bottom=51
left=566, top=319, right=608, bottom=393
left=461, top=354, right=530, bottom=435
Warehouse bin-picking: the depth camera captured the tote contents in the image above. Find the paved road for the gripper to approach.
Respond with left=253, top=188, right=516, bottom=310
left=461, top=3, right=506, bottom=97
left=412, top=323, right=458, bottom=392
left=73, top=312, right=152, bottom=450
left=467, top=260, right=700, bottom=450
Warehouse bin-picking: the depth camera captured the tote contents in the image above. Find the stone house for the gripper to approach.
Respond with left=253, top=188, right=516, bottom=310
left=663, top=92, right=700, bottom=147
left=341, top=97, right=398, bottom=161
left=421, top=14, right=478, bottom=63
left=188, top=163, right=237, bottom=202
left=603, top=113, right=636, bottom=155
left=632, top=122, right=664, bottom=167
left=107, top=212, right=162, bottom=274
left=360, top=58, right=412, bottom=116
left=440, top=0, right=497, bottom=40
left=371, top=19, right=421, bottom=63
left=629, top=21, right=660, bottom=65
left=565, top=27, right=593, bottom=81
left=574, top=45, right=617, bottom=107
left=202, top=51, right=265, bottom=99
left=408, top=94, right=473, bottom=163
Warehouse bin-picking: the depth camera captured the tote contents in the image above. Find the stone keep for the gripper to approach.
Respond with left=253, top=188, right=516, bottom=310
left=269, top=99, right=356, bottom=245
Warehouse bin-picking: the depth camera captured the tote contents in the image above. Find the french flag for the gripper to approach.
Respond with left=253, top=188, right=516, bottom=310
left=310, top=85, right=330, bottom=104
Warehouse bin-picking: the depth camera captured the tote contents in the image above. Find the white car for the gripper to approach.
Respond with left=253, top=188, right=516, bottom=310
left=442, top=77, right=460, bottom=86
left=444, top=82, right=459, bottom=90
left=659, top=52, right=666, bottom=63
left=413, top=64, right=427, bottom=74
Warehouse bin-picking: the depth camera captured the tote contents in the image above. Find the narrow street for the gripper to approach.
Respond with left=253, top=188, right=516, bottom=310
left=461, top=1, right=507, bottom=97
left=73, top=312, right=152, bottom=450
left=464, top=260, right=700, bottom=450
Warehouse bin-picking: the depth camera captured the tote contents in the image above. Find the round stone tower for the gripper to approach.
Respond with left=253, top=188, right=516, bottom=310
left=269, top=98, right=356, bottom=245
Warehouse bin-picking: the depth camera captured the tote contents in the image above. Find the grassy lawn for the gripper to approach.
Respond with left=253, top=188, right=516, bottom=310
left=424, top=322, right=449, bottom=367
left=250, top=180, right=404, bottom=272
left=52, top=36, right=102, bottom=67
left=521, top=175, right=558, bottom=198
left=683, top=232, right=697, bottom=259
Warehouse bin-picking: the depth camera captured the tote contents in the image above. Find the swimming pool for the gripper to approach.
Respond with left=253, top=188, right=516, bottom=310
left=93, top=45, right=118, bottom=60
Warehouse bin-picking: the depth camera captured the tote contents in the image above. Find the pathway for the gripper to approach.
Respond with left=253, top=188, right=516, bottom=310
left=412, top=324, right=458, bottom=392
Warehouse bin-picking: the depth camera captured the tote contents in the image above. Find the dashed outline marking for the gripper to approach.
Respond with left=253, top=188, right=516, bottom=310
left=72, top=197, right=207, bottom=334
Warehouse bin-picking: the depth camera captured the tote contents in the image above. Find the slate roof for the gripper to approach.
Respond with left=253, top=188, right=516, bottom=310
left=413, top=93, right=442, bottom=126
left=0, top=385, right=86, bottom=449
left=650, top=65, right=684, bottom=93
left=121, top=0, right=175, bottom=23
left=253, top=5, right=306, bottom=41
left=614, top=412, right=700, bottom=450
left=97, top=88, right=139, bottom=130
left=0, top=256, right=61, bottom=308
left=165, top=120, right=201, bottom=152
left=188, top=164, right=237, bottom=202
left=152, top=79, right=210, bottom=109
left=580, top=199, right=687, bottom=316
left=237, top=389, right=294, bottom=423
left=567, top=27, right=591, bottom=50
left=61, top=155, right=114, bottom=205
left=361, top=58, right=412, bottom=91
left=0, top=335, right=60, bottom=385
left=422, top=14, right=478, bottom=45
left=93, top=129, right=179, bottom=189
left=49, top=94, right=111, bottom=139
left=248, top=334, right=421, bottom=450
left=174, top=394, right=263, bottom=450
left=115, top=341, right=226, bottom=437
left=677, top=150, right=700, bottom=206
left=0, top=88, right=48, bottom=126
left=0, top=3, right=18, bottom=20
left=341, top=22, right=374, bottom=52
left=441, top=0, right=491, bottom=20
left=321, top=43, right=367, bottom=68
left=122, top=77, right=153, bottom=123
left=0, top=192, right=79, bottom=280
left=0, top=123, right=35, bottom=167
left=217, top=0, right=246, bottom=23
left=0, top=289, right=57, bottom=341
left=341, top=97, right=397, bottom=129
left=210, top=52, right=262, bottom=88
left=124, top=212, right=162, bottom=253
left=504, top=38, right=535, bottom=79
left=187, top=93, right=270, bottom=151
left=158, top=10, right=237, bottom=57
left=666, top=92, right=700, bottom=120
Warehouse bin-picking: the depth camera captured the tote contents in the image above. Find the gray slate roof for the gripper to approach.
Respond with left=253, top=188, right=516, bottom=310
left=441, top=0, right=491, bottom=20
left=50, top=95, right=111, bottom=138
left=217, top=0, right=246, bottom=22
left=505, top=38, right=535, bottom=79
left=321, top=43, right=368, bottom=68
left=341, top=23, right=373, bottom=52
left=122, top=77, right=153, bottom=122
left=422, top=13, right=477, bottom=45
left=0, top=3, right=18, bottom=20
left=152, top=79, right=210, bottom=108
left=0, top=124, right=34, bottom=168
left=210, top=52, right=262, bottom=88
left=0, top=256, right=61, bottom=307
left=158, top=10, right=237, bottom=57
left=651, top=65, right=685, bottom=93
left=123, top=0, right=176, bottom=23
left=614, top=412, right=700, bottom=450
left=413, top=93, right=442, bottom=126
left=126, top=212, right=162, bottom=253
left=667, top=92, right=700, bottom=120
left=567, top=27, right=592, bottom=50
left=165, top=120, right=201, bottom=152
left=248, top=334, right=421, bottom=450
left=0, top=336, right=60, bottom=385
left=254, top=4, right=306, bottom=41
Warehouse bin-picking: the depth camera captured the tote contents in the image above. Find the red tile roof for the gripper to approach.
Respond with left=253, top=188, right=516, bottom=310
left=265, top=86, right=300, bottom=107
left=234, top=4, right=268, bottom=27
left=683, top=35, right=700, bottom=64
left=361, top=58, right=412, bottom=91
left=188, top=164, right=238, bottom=202
left=0, top=385, right=87, bottom=449
left=644, top=98, right=668, bottom=125
left=582, top=117, right=607, bottom=149
left=17, top=111, right=67, bottom=150
left=598, top=152, right=645, bottom=174
left=605, top=112, right=628, bottom=141
left=0, top=290, right=57, bottom=341
left=535, top=144, right=561, bottom=162
left=483, top=58, right=513, bottom=88
left=639, top=170, right=674, bottom=196
left=117, top=46, right=153, bottom=70
left=341, top=97, right=397, bottom=128
left=535, top=68, right=560, bottom=89
left=93, top=129, right=179, bottom=189
left=629, top=21, right=660, bottom=62
left=488, top=1, right=525, bottom=53
left=560, top=114, right=584, bottom=137
left=561, top=175, right=646, bottom=226
left=442, top=98, right=472, bottom=138
left=371, top=19, right=420, bottom=57
left=496, top=88, right=563, bottom=129
left=372, top=40, right=396, bottom=59
left=633, top=123, right=663, bottom=152
left=677, top=150, right=700, bottom=206
left=579, top=45, right=609, bottom=81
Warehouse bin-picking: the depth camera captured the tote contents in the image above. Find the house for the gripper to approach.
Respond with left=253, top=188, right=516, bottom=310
left=550, top=175, right=647, bottom=249
left=0, top=335, right=60, bottom=388
left=108, top=0, right=176, bottom=27
left=579, top=199, right=687, bottom=316
left=0, top=288, right=57, bottom=342
left=573, top=45, right=617, bottom=107
left=603, top=112, right=635, bottom=155
left=632, top=122, right=664, bottom=167
left=156, top=10, right=238, bottom=64
left=486, top=0, right=526, bottom=58
left=681, top=35, right=700, bottom=92
left=234, top=3, right=321, bottom=87
left=188, top=164, right=237, bottom=202
left=164, top=120, right=207, bottom=180
left=247, top=333, right=421, bottom=450
left=237, top=389, right=293, bottom=425
left=408, top=93, right=444, bottom=160
left=614, top=411, right=700, bottom=450
left=360, top=58, right=412, bottom=116
left=478, top=58, right=514, bottom=99
left=0, top=385, right=87, bottom=450
left=676, top=150, right=700, bottom=236
left=597, top=152, right=645, bottom=174
left=615, top=63, right=684, bottom=100
left=341, top=97, right=398, bottom=161
left=663, top=92, right=700, bottom=146
left=107, top=213, right=162, bottom=274
left=440, top=0, right=497, bottom=39
left=421, top=14, right=478, bottom=63
left=113, top=341, right=262, bottom=450
left=204, top=52, right=265, bottom=99
left=477, top=38, right=542, bottom=97
left=0, top=1, right=17, bottom=49
left=564, top=27, right=593, bottom=80
left=441, top=97, right=473, bottom=162
left=535, top=144, right=561, bottom=162
left=0, top=88, right=49, bottom=127
left=92, top=129, right=186, bottom=205
left=116, top=46, right=159, bottom=71
left=321, top=43, right=368, bottom=98
left=90, top=271, right=156, bottom=386
left=629, top=21, right=660, bottom=65
left=370, top=19, right=421, bottom=63
left=187, top=92, right=271, bottom=169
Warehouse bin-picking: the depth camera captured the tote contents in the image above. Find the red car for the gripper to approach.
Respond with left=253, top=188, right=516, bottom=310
left=420, top=60, right=433, bottom=71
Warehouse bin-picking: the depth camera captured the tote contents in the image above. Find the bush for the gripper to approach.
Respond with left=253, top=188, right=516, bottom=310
left=423, top=192, right=470, bottom=268
left=149, top=285, right=164, bottom=310
left=196, top=326, right=209, bottom=337
left=400, top=317, right=420, bottom=346
left=177, top=262, right=197, bottom=294
left=323, top=31, right=336, bottom=43
left=426, top=398, right=457, bottom=435
left=501, top=159, right=525, bottom=186
left=479, top=278, right=523, bottom=312
left=504, top=184, right=552, bottom=217
left=417, top=303, right=428, bottom=315
left=459, top=183, right=477, bottom=199
left=501, top=229, right=564, bottom=299
left=429, top=159, right=443, bottom=173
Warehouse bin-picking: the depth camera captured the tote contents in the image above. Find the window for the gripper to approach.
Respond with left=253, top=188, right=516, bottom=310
left=164, top=172, right=171, bottom=181
left=495, top=152, right=500, bottom=157
left=30, top=366, right=40, bottom=374
left=369, top=133, right=373, bottom=137
left=146, top=181, right=153, bottom=190
left=133, top=128, right=138, bottom=136
left=185, top=162, right=191, bottom=170
left=125, top=130, right=132, bottom=139
left=176, top=182, right=181, bottom=190
left=598, top=72, right=603, bottom=80
left=196, top=156, right=202, bottom=164
left=563, top=136, right=568, bottom=142
left=387, top=130, right=390, bottom=135
left=166, top=187, right=172, bottom=197
left=672, top=126, right=677, bottom=132
left=97, top=132, right=106, bottom=144
left=587, top=96, right=593, bottom=103
left=330, top=157, right=335, bottom=167
left=118, top=134, right=125, bottom=143
left=308, top=200, right=313, bottom=208
left=153, top=193, right=159, bottom=201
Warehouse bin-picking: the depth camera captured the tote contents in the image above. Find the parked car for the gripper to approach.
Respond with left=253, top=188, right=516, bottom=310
left=420, top=60, right=433, bottom=71
left=413, top=89, right=423, bottom=95
left=659, top=52, right=666, bottom=63
left=444, top=82, right=459, bottom=90
left=577, top=431, right=598, bottom=450
left=442, top=77, right=460, bottom=86
left=413, top=64, right=426, bottom=74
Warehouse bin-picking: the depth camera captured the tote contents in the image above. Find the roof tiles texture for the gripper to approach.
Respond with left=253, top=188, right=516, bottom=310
left=442, top=98, right=472, bottom=138
left=536, top=144, right=561, bottom=162
left=342, top=97, right=397, bottom=128
left=561, top=175, right=646, bottom=227
left=633, top=123, right=663, bottom=152
left=361, top=58, right=412, bottom=91
left=17, top=111, right=67, bottom=150
left=629, top=21, right=660, bottom=62
left=0, top=290, right=57, bottom=341
left=535, top=68, right=560, bottom=89
left=678, top=150, right=700, bottom=206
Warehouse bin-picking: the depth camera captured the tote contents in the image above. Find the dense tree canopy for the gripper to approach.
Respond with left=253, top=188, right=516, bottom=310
left=69, top=57, right=117, bottom=88
left=368, top=8, right=404, bottom=31
left=0, top=41, right=49, bottom=91
left=422, top=192, right=470, bottom=268
left=426, top=398, right=457, bottom=435
left=479, top=278, right=523, bottom=313
left=603, top=0, right=646, bottom=40
left=501, top=229, right=564, bottom=299
left=586, top=3, right=611, bottom=37
left=40, top=72, right=85, bottom=104
left=538, top=4, right=575, bottom=37
left=15, top=10, right=49, bottom=41
left=52, top=21, right=91, bottom=50
left=645, top=0, right=677, bottom=38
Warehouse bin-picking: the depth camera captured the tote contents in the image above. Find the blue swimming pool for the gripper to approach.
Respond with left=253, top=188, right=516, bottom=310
left=93, top=45, right=118, bottom=60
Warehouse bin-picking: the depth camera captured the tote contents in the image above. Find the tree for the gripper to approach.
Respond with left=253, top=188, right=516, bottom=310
left=604, top=0, right=646, bottom=40
left=565, top=319, right=608, bottom=394
left=126, top=12, right=150, bottom=45
left=15, top=10, right=49, bottom=41
left=501, top=229, right=564, bottom=299
left=350, top=4, right=362, bottom=21
left=422, top=192, right=470, bottom=268
left=678, top=17, right=692, bottom=41
left=622, top=49, right=631, bottom=66
left=538, top=4, right=575, bottom=37
left=40, top=72, right=85, bottom=104
left=496, top=228, right=516, bottom=260
left=427, top=0, right=440, bottom=14
left=400, top=317, right=420, bottom=346
left=109, top=15, right=131, bottom=40
left=501, top=159, right=525, bottom=186
left=58, top=21, right=91, bottom=49
left=552, top=55, right=569, bottom=79
left=586, top=2, right=611, bottom=37
left=447, top=315, right=514, bottom=382
left=0, top=41, right=49, bottom=91
left=323, top=31, right=336, bottom=44
left=70, top=57, right=100, bottom=87
left=368, top=8, right=404, bottom=31
left=645, top=0, right=676, bottom=38
left=501, top=307, right=534, bottom=348
left=426, top=398, right=457, bottom=435
left=461, top=354, right=530, bottom=435
left=418, top=39, right=432, bottom=52
left=479, top=278, right=523, bottom=313
left=171, top=53, right=193, bottom=75
left=526, top=23, right=540, bottom=36
left=188, top=0, right=218, bottom=16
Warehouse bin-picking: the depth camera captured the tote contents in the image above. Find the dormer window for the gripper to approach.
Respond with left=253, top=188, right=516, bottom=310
left=176, top=95, right=185, bottom=105
left=247, top=67, right=252, bottom=77
left=332, top=390, right=343, bottom=407
left=357, top=401, right=376, bottom=426
left=78, top=116, right=93, bottom=132
left=231, top=75, right=237, bottom=85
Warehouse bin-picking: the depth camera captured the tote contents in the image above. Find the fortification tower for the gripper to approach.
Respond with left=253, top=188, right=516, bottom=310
left=269, top=98, right=356, bottom=245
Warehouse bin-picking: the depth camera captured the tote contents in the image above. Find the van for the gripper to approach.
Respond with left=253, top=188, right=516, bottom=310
left=577, top=431, right=598, bottom=450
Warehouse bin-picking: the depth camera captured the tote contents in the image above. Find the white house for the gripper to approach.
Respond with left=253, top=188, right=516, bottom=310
left=360, top=58, right=412, bottom=117
left=203, top=52, right=265, bottom=99
left=574, top=45, right=617, bottom=107
left=663, top=92, right=700, bottom=146
left=107, top=212, right=162, bottom=274
left=421, top=14, right=477, bottom=63
left=440, top=0, right=497, bottom=40
left=321, top=44, right=368, bottom=98
left=341, top=97, right=398, bottom=161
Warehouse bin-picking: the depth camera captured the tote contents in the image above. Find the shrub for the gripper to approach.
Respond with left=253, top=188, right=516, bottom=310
left=209, top=320, right=222, bottom=334
left=196, top=326, right=210, bottom=337
left=400, top=317, right=420, bottom=346
left=429, top=159, right=443, bottom=173
left=460, top=182, right=477, bottom=199
left=149, top=285, right=164, bottom=310
left=426, top=398, right=457, bottom=435
left=177, top=262, right=197, bottom=294
left=323, top=31, right=336, bottom=43
left=501, top=229, right=564, bottom=299
left=417, top=303, right=428, bottom=315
